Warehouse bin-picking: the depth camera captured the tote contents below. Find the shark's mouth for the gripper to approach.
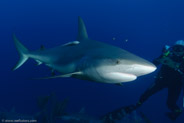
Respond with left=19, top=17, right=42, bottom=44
left=98, top=72, right=137, bottom=83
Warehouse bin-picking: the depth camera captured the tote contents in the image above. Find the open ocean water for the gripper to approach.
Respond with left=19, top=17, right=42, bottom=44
left=0, top=0, right=184, bottom=123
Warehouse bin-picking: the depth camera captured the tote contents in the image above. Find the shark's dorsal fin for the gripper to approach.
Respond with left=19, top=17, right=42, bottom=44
left=77, top=16, right=88, bottom=41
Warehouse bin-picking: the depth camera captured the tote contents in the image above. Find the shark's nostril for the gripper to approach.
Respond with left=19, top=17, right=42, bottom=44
left=116, top=60, right=120, bottom=64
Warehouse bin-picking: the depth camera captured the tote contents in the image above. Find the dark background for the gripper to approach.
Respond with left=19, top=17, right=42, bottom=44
left=0, top=0, right=184, bottom=122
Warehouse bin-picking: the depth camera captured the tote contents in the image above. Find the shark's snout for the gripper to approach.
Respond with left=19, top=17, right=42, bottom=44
left=132, top=63, right=156, bottom=76
left=145, top=64, right=157, bottom=73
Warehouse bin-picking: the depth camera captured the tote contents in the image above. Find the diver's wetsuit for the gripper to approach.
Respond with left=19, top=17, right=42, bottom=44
left=139, top=47, right=184, bottom=112
left=139, top=64, right=182, bottom=112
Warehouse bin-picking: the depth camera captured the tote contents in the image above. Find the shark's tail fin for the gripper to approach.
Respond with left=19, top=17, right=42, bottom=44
left=12, top=34, right=29, bottom=71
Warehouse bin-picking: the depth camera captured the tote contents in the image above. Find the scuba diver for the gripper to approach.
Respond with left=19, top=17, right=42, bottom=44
left=103, top=40, right=184, bottom=122
left=136, top=40, right=184, bottom=120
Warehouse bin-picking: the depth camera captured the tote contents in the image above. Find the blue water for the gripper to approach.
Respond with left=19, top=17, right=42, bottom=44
left=1, top=0, right=184, bottom=122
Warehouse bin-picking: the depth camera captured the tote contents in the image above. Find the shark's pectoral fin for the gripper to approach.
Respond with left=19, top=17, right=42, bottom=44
left=62, top=41, right=80, bottom=47
left=33, top=71, right=82, bottom=79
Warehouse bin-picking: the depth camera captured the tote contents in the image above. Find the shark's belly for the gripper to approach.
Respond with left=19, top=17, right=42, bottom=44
left=47, top=63, right=77, bottom=74
left=82, top=67, right=137, bottom=84
left=96, top=72, right=137, bottom=83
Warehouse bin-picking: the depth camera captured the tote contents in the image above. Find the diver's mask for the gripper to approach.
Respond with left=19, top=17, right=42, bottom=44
left=172, top=40, right=184, bottom=56
left=172, top=45, right=184, bottom=56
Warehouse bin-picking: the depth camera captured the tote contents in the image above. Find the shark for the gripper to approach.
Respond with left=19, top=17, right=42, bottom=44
left=13, top=17, right=156, bottom=84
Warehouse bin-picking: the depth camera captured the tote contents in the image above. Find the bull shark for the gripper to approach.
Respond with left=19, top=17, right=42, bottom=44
left=13, top=17, right=156, bottom=84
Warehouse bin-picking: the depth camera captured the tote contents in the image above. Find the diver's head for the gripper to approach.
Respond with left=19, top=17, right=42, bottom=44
left=172, top=40, right=184, bottom=56
left=175, top=40, right=184, bottom=46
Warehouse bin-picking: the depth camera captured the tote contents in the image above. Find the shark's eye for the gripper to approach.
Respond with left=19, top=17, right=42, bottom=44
left=116, top=60, right=120, bottom=64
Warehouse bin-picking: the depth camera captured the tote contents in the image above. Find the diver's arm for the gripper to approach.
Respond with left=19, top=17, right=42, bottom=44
left=178, top=61, right=184, bottom=74
left=152, top=56, right=163, bottom=66
left=153, top=45, right=171, bottom=66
